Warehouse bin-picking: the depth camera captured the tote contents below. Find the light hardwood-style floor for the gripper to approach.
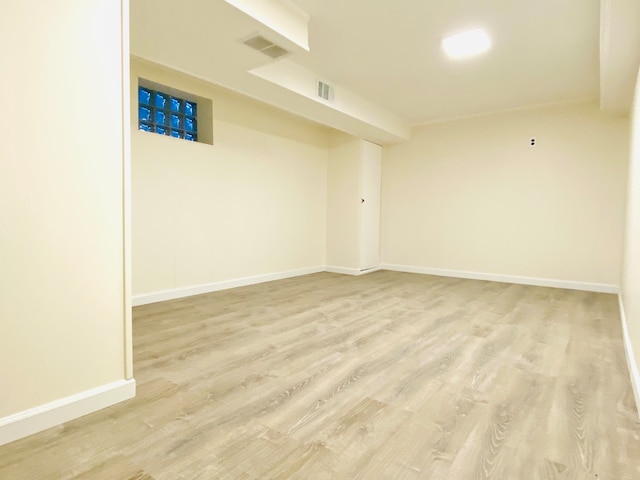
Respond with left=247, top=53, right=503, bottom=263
left=1, top=271, right=640, bottom=479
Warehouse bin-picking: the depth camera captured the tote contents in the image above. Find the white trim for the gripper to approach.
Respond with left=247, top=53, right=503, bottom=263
left=325, top=266, right=381, bottom=276
left=325, top=266, right=362, bottom=275
left=0, top=379, right=136, bottom=447
left=380, top=263, right=620, bottom=294
left=132, top=266, right=325, bottom=306
left=359, top=266, right=382, bottom=275
left=121, top=0, right=133, bottom=381
left=618, top=295, right=640, bottom=419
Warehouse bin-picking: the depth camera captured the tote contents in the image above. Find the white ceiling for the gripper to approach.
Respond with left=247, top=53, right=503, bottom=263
left=130, top=0, right=640, bottom=145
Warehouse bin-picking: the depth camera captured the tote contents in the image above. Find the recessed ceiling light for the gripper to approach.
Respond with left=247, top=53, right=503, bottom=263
left=442, top=28, right=491, bottom=60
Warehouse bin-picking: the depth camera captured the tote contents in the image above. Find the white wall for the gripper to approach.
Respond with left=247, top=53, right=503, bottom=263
left=131, top=59, right=329, bottom=298
left=621, top=67, right=640, bottom=404
left=0, top=0, right=131, bottom=425
left=382, top=103, right=628, bottom=287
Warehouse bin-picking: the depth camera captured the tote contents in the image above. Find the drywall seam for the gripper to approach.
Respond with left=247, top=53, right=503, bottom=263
left=0, top=379, right=136, bottom=447
left=380, top=263, right=619, bottom=294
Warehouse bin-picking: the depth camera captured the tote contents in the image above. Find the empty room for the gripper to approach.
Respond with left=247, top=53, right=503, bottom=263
left=2, top=0, right=640, bottom=479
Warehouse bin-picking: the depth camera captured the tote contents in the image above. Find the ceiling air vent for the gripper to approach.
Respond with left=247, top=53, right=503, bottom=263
left=242, top=34, right=290, bottom=59
left=317, top=81, right=333, bottom=101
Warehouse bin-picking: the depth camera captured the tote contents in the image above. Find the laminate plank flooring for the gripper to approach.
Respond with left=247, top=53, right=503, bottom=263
left=1, top=271, right=640, bottom=479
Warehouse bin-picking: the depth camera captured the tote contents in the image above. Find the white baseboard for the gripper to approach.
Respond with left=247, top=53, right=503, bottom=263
left=132, top=266, right=325, bottom=306
left=325, top=266, right=381, bottom=276
left=618, top=295, right=640, bottom=419
left=0, top=378, right=136, bottom=447
left=133, top=262, right=617, bottom=308
left=380, top=263, right=619, bottom=294
left=325, top=266, right=361, bottom=275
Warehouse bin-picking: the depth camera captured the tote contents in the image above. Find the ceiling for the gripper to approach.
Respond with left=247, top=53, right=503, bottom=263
left=130, top=0, right=640, bottom=145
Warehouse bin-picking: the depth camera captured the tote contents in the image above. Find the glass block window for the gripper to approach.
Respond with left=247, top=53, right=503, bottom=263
left=138, top=86, right=198, bottom=142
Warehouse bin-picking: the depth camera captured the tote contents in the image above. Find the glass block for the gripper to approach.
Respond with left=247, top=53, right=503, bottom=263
left=184, top=101, right=196, bottom=116
left=170, top=97, right=182, bottom=112
left=155, top=92, right=168, bottom=109
left=185, top=132, right=196, bottom=142
left=139, top=122, right=153, bottom=132
left=185, top=116, right=197, bottom=132
left=171, top=114, right=181, bottom=129
left=156, top=126, right=168, bottom=135
left=170, top=129, right=183, bottom=139
left=138, top=87, right=152, bottom=105
left=155, top=110, right=167, bottom=126
left=138, top=106, right=152, bottom=122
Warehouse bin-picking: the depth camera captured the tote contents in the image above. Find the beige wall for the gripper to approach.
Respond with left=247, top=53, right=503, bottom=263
left=326, top=133, right=362, bottom=269
left=0, top=1, right=128, bottom=416
left=382, top=103, right=628, bottom=286
left=131, top=59, right=329, bottom=296
left=622, top=68, right=640, bottom=393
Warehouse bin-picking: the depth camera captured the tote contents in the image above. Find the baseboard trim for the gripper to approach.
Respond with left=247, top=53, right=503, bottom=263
left=325, top=266, right=361, bottom=275
left=0, top=378, right=136, bottom=447
left=132, top=266, right=325, bottom=306
left=618, top=295, right=640, bottom=419
left=134, top=263, right=617, bottom=307
left=325, top=266, right=381, bottom=276
left=380, top=263, right=619, bottom=294
left=359, top=267, right=382, bottom=275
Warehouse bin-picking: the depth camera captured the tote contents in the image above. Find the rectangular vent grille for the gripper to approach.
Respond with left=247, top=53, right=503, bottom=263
left=317, top=81, right=333, bottom=101
left=242, top=34, right=290, bottom=59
